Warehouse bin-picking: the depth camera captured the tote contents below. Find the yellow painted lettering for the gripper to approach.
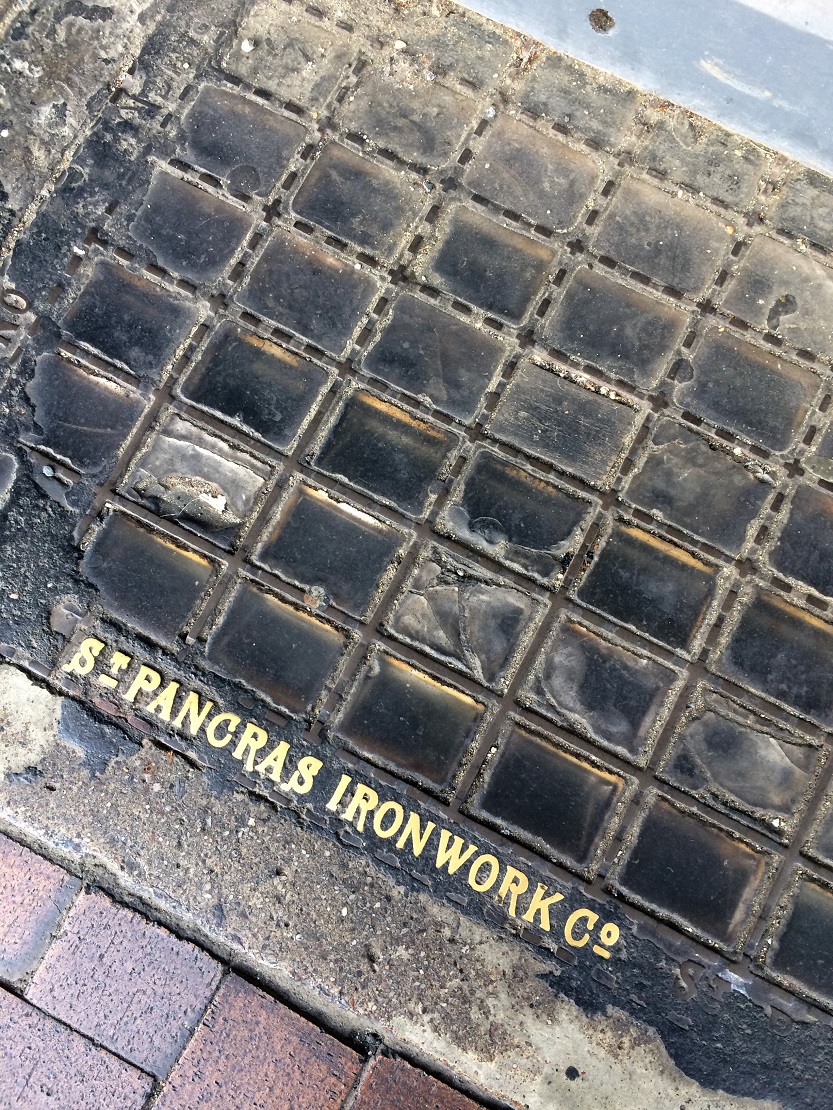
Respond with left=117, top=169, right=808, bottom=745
left=521, top=883, right=564, bottom=932
left=172, top=691, right=215, bottom=735
left=205, top=712, right=240, bottom=748
left=325, top=773, right=352, bottom=811
left=123, top=665, right=161, bottom=704
left=372, top=801, right=404, bottom=840
left=62, top=637, right=104, bottom=676
left=145, top=680, right=180, bottom=722
left=593, top=921, right=620, bottom=959
left=565, top=908, right=598, bottom=949
left=233, top=722, right=269, bottom=771
left=435, top=830, right=477, bottom=875
left=286, top=756, right=323, bottom=796
left=497, top=866, right=529, bottom=917
left=255, top=740, right=290, bottom=783
left=468, top=854, right=500, bottom=893
left=342, top=783, right=379, bottom=832
left=98, top=650, right=131, bottom=689
left=395, top=812, right=436, bottom=858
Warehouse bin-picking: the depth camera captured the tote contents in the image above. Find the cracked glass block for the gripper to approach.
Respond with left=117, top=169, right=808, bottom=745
left=674, top=329, right=820, bottom=452
left=362, top=293, right=505, bottom=423
left=237, top=230, right=380, bottom=356
left=179, top=322, right=332, bottom=453
left=717, top=590, right=833, bottom=727
left=468, top=720, right=632, bottom=876
left=25, top=354, right=146, bottom=476
left=463, top=114, right=600, bottom=230
left=63, top=260, right=198, bottom=379
left=292, top=142, right=424, bottom=261
left=763, top=875, right=833, bottom=1007
left=341, top=74, right=474, bottom=167
left=182, top=84, right=305, bottom=196
left=130, top=171, right=254, bottom=284
left=594, top=178, right=729, bottom=295
left=253, top=481, right=409, bottom=620
left=436, top=447, right=595, bottom=587
left=333, top=649, right=487, bottom=796
left=206, top=579, right=348, bottom=715
left=722, top=235, right=833, bottom=358
left=486, top=361, right=643, bottom=487
left=311, top=388, right=460, bottom=519
left=768, top=484, right=833, bottom=598
left=383, top=547, right=544, bottom=693
left=658, top=686, right=823, bottom=842
left=422, top=207, right=555, bottom=323
left=576, top=523, right=722, bottom=654
left=609, top=793, right=775, bottom=953
left=543, top=267, right=688, bottom=389
left=122, top=412, right=272, bottom=548
left=519, top=614, right=684, bottom=765
left=621, top=418, right=772, bottom=555
left=81, top=511, right=218, bottom=642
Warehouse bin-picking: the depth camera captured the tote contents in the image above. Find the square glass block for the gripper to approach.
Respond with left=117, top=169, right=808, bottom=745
left=716, top=590, right=833, bottom=727
left=608, top=793, right=776, bottom=955
left=63, top=261, right=197, bottom=380
left=805, top=415, right=833, bottom=482
left=467, top=720, right=633, bottom=878
left=463, top=114, right=600, bottom=230
left=130, top=171, right=253, bottom=284
left=179, top=322, right=332, bottom=453
left=436, top=447, right=596, bottom=587
left=122, top=412, right=272, bottom=548
left=804, top=788, right=833, bottom=870
left=658, top=686, right=824, bottom=843
left=182, top=84, right=305, bottom=196
left=760, top=873, right=833, bottom=1010
left=362, top=293, right=505, bottom=423
left=292, top=143, right=424, bottom=261
left=206, top=579, right=349, bottom=716
left=25, top=354, right=145, bottom=476
left=542, top=267, right=688, bottom=390
left=237, top=230, right=380, bottom=356
left=486, top=361, right=643, bottom=487
left=382, top=547, right=544, bottom=693
left=81, top=511, right=218, bottom=643
left=421, top=207, right=555, bottom=323
left=674, top=329, right=821, bottom=452
left=575, top=523, right=722, bottom=655
left=253, top=481, right=409, bottom=620
left=311, top=388, right=461, bottom=519
left=594, top=178, right=729, bottom=295
left=768, top=484, right=833, bottom=598
left=332, top=648, right=487, bottom=798
left=621, top=418, right=771, bottom=555
left=519, top=613, right=684, bottom=766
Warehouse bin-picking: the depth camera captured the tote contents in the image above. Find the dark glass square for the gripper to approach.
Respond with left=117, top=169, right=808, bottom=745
left=423, top=208, right=555, bottom=323
left=81, top=512, right=218, bottom=642
left=63, top=261, right=198, bottom=379
left=519, top=615, right=683, bottom=765
left=333, top=650, right=486, bottom=796
left=769, top=484, right=833, bottom=597
left=254, top=482, right=408, bottom=619
left=182, top=84, right=305, bottom=196
left=237, top=230, right=380, bottom=356
left=469, top=721, right=631, bottom=875
left=312, top=389, right=460, bottom=519
left=437, top=447, right=595, bottom=586
left=292, top=143, right=423, bottom=261
left=383, top=547, right=543, bottom=693
left=179, top=323, right=332, bottom=453
left=622, top=419, right=771, bottom=555
left=486, top=361, right=642, bottom=486
left=675, top=329, right=820, bottom=451
left=609, top=794, right=774, bottom=953
left=130, top=171, right=253, bottom=284
left=543, top=267, right=687, bottom=389
left=717, top=591, right=833, bottom=727
left=206, top=579, right=347, bottom=715
left=25, top=354, right=145, bottom=475
left=576, top=523, right=721, bottom=653
left=765, top=876, right=833, bottom=1006
left=362, top=294, right=505, bottom=422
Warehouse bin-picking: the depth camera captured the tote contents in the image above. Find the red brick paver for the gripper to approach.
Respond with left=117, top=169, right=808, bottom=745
left=0, top=986, right=152, bottom=1109
left=26, top=889, right=221, bottom=1077
left=155, top=974, right=363, bottom=1109
left=0, top=833, right=80, bottom=984
left=353, top=1057, right=483, bottom=1110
